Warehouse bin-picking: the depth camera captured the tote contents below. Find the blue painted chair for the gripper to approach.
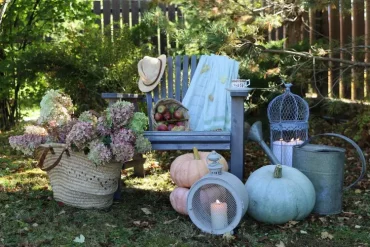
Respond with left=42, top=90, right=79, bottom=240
left=102, top=55, right=251, bottom=180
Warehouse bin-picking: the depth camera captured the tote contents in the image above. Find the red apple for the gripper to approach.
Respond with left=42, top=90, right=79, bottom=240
left=163, top=111, right=171, bottom=121
left=176, top=121, right=185, bottom=126
left=156, top=124, right=168, bottom=131
left=154, top=112, right=163, bottom=121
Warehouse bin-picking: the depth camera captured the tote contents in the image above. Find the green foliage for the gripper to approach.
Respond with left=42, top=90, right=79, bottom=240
left=38, top=27, right=143, bottom=114
left=0, top=0, right=96, bottom=130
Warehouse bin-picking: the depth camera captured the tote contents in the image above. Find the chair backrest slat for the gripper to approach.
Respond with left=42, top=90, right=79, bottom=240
left=146, top=93, right=153, bottom=129
left=182, top=55, right=189, bottom=99
left=160, top=64, right=167, bottom=98
left=190, top=55, right=198, bottom=80
left=175, top=55, right=182, bottom=101
left=167, top=56, right=174, bottom=99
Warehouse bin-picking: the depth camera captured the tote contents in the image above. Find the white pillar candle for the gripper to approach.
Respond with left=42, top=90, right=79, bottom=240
left=272, top=139, right=303, bottom=167
left=210, top=200, right=228, bottom=230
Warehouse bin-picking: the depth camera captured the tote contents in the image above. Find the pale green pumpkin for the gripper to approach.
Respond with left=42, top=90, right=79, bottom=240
left=245, top=165, right=316, bottom=224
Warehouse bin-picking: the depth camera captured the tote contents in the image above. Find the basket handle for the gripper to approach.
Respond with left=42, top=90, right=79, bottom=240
left=37, top=146, right=70, bottom=172
left=297, top=133, right=367, bottom=190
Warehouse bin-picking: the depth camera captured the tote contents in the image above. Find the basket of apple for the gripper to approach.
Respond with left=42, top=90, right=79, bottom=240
left=151, top=98, right=190, bottom=131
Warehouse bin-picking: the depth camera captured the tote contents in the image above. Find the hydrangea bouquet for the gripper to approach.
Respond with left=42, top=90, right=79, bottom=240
left=9, top=90, right=151, bottom=166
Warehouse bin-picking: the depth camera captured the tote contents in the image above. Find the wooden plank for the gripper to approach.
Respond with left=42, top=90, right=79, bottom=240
left=149, top=143, right=231, bottom=150
left=365, top=0, right=370, bottom=99
left=182, top=55, right=189, bottom=100
left=160, top=65, right=167, bottom=98
left=328, top=4, right=333, bottom=98
left=175, top=55, right=182, bottom=101
left=131, top=0, right=139, bottom=26
left=93, top=1, right=101, bottom=28
left=167, top=56, right=174, bottom=98
left=101, top=93, right=145, bottom=100
left=103, top=0, right=111, bottom=28
left=352, top=0, right=358, bottom=100
left=190, top=55, right=197, bottom=80
left=144, top=131, right=230, bottom=137
left=339, top=0, right=345, bottom=98
left=112, top=0, right=120, bottom=29
left=122, top=0, right=130, bottom=25
left=146, top=92, right=153, bottom=130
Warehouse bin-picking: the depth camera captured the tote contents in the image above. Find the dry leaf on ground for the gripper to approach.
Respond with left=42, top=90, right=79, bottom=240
left=321, top=231, right=334, bottom=240
left=141, top=207, right=152, bottom=215
left=275, top=241, right=286, bottom=247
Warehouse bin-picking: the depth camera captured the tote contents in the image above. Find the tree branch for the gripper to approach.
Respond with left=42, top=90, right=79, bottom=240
left=261, top=49, right=370, bottom=67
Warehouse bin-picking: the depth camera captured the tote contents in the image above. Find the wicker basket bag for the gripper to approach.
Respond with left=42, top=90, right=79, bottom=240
left=151, top=98, right=190, bottom=131
left=37, top=143, right=122, bottom=209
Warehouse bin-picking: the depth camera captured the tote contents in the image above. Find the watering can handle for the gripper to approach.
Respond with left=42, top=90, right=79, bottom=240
left=298, top=133, right=367, bottom=191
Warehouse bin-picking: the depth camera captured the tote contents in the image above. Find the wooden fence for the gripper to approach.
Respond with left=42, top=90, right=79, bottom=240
left=93, top=0, right=370, bottom=102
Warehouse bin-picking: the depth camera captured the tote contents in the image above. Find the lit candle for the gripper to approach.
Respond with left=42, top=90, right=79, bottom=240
left=210, top=200, right=228, bottom=230
left=272, top=139, right=303, bottom=167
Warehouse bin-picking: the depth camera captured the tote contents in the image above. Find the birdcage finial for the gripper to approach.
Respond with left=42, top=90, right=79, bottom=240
left=284, top=82, right=292, bottom=92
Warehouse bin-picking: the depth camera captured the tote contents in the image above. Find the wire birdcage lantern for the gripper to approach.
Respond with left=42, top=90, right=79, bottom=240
left=267, top=83, right=309, bottom=167
left=187, top=151, right=248, bottom=235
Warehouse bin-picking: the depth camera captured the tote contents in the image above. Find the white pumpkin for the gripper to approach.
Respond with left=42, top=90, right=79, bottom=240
left=245, top=165, right=316, bottom=224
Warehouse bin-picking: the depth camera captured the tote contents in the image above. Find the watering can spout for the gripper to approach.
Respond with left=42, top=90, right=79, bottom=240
left=248, top=121, right=281, bottom=166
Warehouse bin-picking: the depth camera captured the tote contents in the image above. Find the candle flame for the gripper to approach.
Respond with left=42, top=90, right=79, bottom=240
left=215, top=199, right=221, bottom=204
left=290, top=138, right=294, bottom=142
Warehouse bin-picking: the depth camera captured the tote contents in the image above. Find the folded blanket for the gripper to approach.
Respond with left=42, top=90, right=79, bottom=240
left=182, top=55, right=239, bottom=131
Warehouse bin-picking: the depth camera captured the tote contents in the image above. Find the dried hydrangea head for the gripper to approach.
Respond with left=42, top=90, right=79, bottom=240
left=38, top=89, right=74, bottom=126
left=107, top=101, right=135, bottom=130
left=78, top=111, right=98, bottom=125
left=66, top=121, right=96, bottom=150
left=88, top=140, right=112, bottom=166
left=9, top=134, right=47, bottom=156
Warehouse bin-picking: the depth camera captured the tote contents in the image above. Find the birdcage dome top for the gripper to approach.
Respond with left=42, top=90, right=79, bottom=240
left=267, top=83, right=309, bottom=123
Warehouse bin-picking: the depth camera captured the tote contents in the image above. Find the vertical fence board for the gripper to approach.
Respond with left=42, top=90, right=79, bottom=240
left=365, top=0, right=370, bottom=99
left=121, top=0, right=130, bottom=25
left=112, top=0, right=120, bottom=30
left=93, top=1, right=102, bottom=28
left=131, top=1, right=139, bottom=26
left=351, top=0, right=358, bottom=100
left=103, top=0, right=111, bottom=27
left=328, top=5, right=333, bottom=98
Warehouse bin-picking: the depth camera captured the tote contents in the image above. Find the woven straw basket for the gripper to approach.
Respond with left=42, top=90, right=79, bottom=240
left=37, top=143, right=122, bottom=209
left=151, top=98, right=190, bottom=131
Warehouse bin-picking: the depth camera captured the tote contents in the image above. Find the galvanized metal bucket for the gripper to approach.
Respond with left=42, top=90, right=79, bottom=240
left=292, top=133, right=367, bottom=215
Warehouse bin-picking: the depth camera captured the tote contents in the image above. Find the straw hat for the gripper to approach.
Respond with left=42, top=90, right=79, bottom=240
left=138, top=54, right=167, bottom=93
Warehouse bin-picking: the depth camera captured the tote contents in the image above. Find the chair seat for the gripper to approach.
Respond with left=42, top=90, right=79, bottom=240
left=143, top=131, right=231, bottom=150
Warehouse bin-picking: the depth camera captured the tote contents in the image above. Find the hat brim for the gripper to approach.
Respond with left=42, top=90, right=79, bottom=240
left=138, top=54, right=167, bottom=93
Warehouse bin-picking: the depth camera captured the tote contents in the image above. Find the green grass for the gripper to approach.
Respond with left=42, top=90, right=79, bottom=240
left=1, top=127, right=370, bottom=247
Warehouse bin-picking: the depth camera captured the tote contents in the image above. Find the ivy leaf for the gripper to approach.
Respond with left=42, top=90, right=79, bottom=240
left=73, top=234, right=85, bottom=243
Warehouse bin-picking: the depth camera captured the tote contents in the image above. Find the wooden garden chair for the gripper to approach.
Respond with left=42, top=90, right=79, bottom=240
left=102, top=55, right=252, bottom=181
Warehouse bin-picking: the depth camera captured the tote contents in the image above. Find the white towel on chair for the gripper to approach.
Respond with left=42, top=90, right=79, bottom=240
left=182, top=55, right=239, bottom=131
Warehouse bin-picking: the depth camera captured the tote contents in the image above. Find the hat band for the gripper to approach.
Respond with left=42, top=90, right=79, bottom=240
left=140, top=58, right=163, bottom=86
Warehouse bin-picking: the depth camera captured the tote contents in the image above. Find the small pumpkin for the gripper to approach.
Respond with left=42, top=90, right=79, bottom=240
left=245, top=165, right=316, bottom=224
left=170, top=147, right=228, bottom=188
left=170, top=187, right=189, bottom=215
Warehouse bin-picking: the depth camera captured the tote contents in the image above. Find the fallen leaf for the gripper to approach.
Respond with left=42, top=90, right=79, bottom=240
left=57, top=210, right=65, bottom=215
left=133, top=221, right=141, bottom=226
left=105, top=223, right=117, bottom=228
left=4, top=204, right=9, bottom=209
left=32, top=223, right=38, bottom=227
left=321, top=231, right=334, bottom=240
left=337, top=217, right=350, bottom=221
left=222, top=232, right=235, bottom=242
left=319, top=217, right=327, bottom=223
left=276, top=241, right=286, bottom=247
left=163, top=217, right=179, bottom=225
left=141, top=208, right=152, bottom=215
left=278, top=220, right=299, bottom=229
left=355, top=189, right=362, bottom=194
left=300, top=230, right=308, bottom=234
left=73, top=234, right=85, bottom=243
left=355, top=225, right=361, bottom=229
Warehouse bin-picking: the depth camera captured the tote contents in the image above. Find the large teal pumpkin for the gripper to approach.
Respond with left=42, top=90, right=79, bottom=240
left=245, top=165, right=315, bottom=224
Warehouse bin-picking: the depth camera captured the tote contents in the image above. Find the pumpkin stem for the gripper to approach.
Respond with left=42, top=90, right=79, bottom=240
left=273, top=165, right=283, bottom=178
left=193, top=147, right=201, bottom=160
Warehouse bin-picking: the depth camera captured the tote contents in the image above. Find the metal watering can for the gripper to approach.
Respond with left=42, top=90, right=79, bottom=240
left=292, top=133, right=367, bottom=215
